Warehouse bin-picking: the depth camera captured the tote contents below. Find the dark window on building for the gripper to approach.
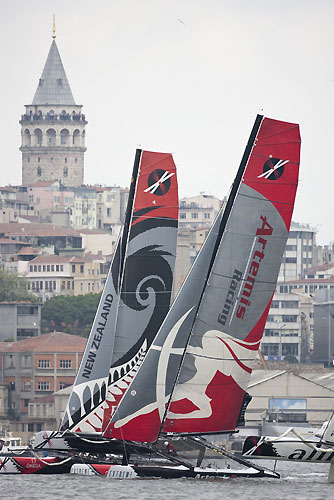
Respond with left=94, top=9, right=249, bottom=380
left=282, top=315, right=298, bottom=323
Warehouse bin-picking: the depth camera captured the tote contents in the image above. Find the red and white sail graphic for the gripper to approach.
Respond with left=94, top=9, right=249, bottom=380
left=104, top=116, right=301, bottom=442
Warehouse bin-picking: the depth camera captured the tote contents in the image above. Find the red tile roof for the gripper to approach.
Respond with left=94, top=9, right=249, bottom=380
left=28, top=181, right=56, bottom=187
left=29, top=254, right=74, bottom=264
left=280, top=277, right=334, bottom=285
left=0, top=332, right=86, bottom=353
left=29, top=254, right=97, bottom=264
left=0, top=223, right=80, bottom=237
left=30, top=394, right=55, bottom=404
left=0, top=238, right=30, bottom=245
left=17, top=246, right=40, bottom=255
left=305, top=263, right=334, bottom=274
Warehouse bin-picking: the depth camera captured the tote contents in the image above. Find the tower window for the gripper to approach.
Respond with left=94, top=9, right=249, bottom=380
left=60, top=129, right=69, bottom=145
left=47, top=128, right=56, bottom=146
left=34, top=128, right=42, bottom=146
left=37, top=157, right=40, bottom=163
left=64, top=158, right=67, bottom=163
left=63, top=167, right=68, bottom=177
left=73, top=129, right=80, bottom=146
left=37, top=167, right=42, bottom=177
left=75, top=158, right=78, bottom=163
left=24, top=129, right=31, bottom=146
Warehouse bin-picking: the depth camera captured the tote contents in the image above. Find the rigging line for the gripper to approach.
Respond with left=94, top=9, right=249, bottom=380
left=156, top=114, right=264, bottom=438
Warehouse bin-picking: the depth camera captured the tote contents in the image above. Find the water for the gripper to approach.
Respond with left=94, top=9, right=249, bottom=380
left=2, top=461, right=333, bottom=500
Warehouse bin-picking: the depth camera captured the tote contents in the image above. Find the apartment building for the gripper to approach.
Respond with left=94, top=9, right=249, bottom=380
left=96, top=186, right=129, bottom=229
left=0, top=187, right=32, bottom=223
left=0, top=302, right=41, bottom=342
left=261, top=292, right=304, bottom=362
left=71, top=187, right=97, bottom=230
left=179, top=193, right=223, bottom=229
left=20, top=253, right=106, bottom=301
left=0, top=223, right=82, bottom=252
left=27, top=180, right=75, bottom=221
left=278, top=222, right=317, bottom=282
left=0, top=332, right=86, bottom=442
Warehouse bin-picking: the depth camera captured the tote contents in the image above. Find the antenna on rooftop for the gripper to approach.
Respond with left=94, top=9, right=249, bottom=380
left=52, top=14, right=56, bottom=39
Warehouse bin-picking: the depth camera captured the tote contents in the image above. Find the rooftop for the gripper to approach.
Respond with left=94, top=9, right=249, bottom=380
left=0, top=332, right=86, bottom=353
left=32, top=40, right=76, bottom=106
left=0, top=238, right=30, bottom=246
left=0, top=223, right=80, bottom=238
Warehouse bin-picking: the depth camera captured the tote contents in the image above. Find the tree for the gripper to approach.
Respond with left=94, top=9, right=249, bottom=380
left=41, top=292, right=102, bottom=336
left=0, top=268, right=37, bottom=302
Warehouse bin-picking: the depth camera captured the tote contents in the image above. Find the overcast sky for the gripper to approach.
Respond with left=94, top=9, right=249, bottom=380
left=1, top=0, right=333, bottom=244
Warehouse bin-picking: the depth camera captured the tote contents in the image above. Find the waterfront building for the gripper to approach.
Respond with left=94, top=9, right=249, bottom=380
left=0, top=332, right=85, bottom=443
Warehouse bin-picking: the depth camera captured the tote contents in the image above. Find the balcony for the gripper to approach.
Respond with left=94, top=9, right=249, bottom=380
left=20, top=113, right=87, bottom=124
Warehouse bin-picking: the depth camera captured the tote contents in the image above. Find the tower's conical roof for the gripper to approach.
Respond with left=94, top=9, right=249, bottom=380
left=32, top=40, right=76, bottom=105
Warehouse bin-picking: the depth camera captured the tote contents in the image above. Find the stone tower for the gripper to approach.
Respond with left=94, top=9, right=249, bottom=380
left=20, top=29, right=87, bottom=187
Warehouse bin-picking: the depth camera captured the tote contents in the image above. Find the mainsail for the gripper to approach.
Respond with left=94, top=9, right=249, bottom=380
left=104, top=115, right=301, bottom=442
left=61, top=150, right=178, bottom=433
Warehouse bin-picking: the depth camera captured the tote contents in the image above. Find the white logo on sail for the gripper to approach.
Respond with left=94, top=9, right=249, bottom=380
left=257, top=159, right=289, bottom=179
left=167, top=331, right=260, bottom=421
left=144, top=171, right=175, bottom=194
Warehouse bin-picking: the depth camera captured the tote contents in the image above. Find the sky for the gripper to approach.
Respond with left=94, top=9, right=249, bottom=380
left=1, top=0, right=334, bottom=244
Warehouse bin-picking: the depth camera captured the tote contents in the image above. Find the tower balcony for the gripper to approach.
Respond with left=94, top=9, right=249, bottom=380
left=20, top=113, right=87, bottom=125
left=19, top=146, right=87, bottom=153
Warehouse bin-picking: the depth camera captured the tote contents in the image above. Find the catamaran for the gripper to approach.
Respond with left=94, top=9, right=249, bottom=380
left=1, top=149, right=179, bottom=474
left=242, top=412, right=334, bottom=482
left=10, top=114, right=301, bottom=478
left=92, top=114, right=300, bottom=479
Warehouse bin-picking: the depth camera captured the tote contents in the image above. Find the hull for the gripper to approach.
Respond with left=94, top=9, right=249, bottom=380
left=71, top=463, right=116, bottom=476
left=71, top=463, right=279, bottom=479
left=243, top=435, right=334, bottom=463
left=0, top=456, right=74, bottom=474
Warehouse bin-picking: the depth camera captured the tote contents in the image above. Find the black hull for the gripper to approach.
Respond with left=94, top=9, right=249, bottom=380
left=133, top=464, right=278, bottom=479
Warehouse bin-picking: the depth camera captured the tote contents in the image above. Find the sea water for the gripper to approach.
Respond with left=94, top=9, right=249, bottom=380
left=1, top=460, right=333, bottom=500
